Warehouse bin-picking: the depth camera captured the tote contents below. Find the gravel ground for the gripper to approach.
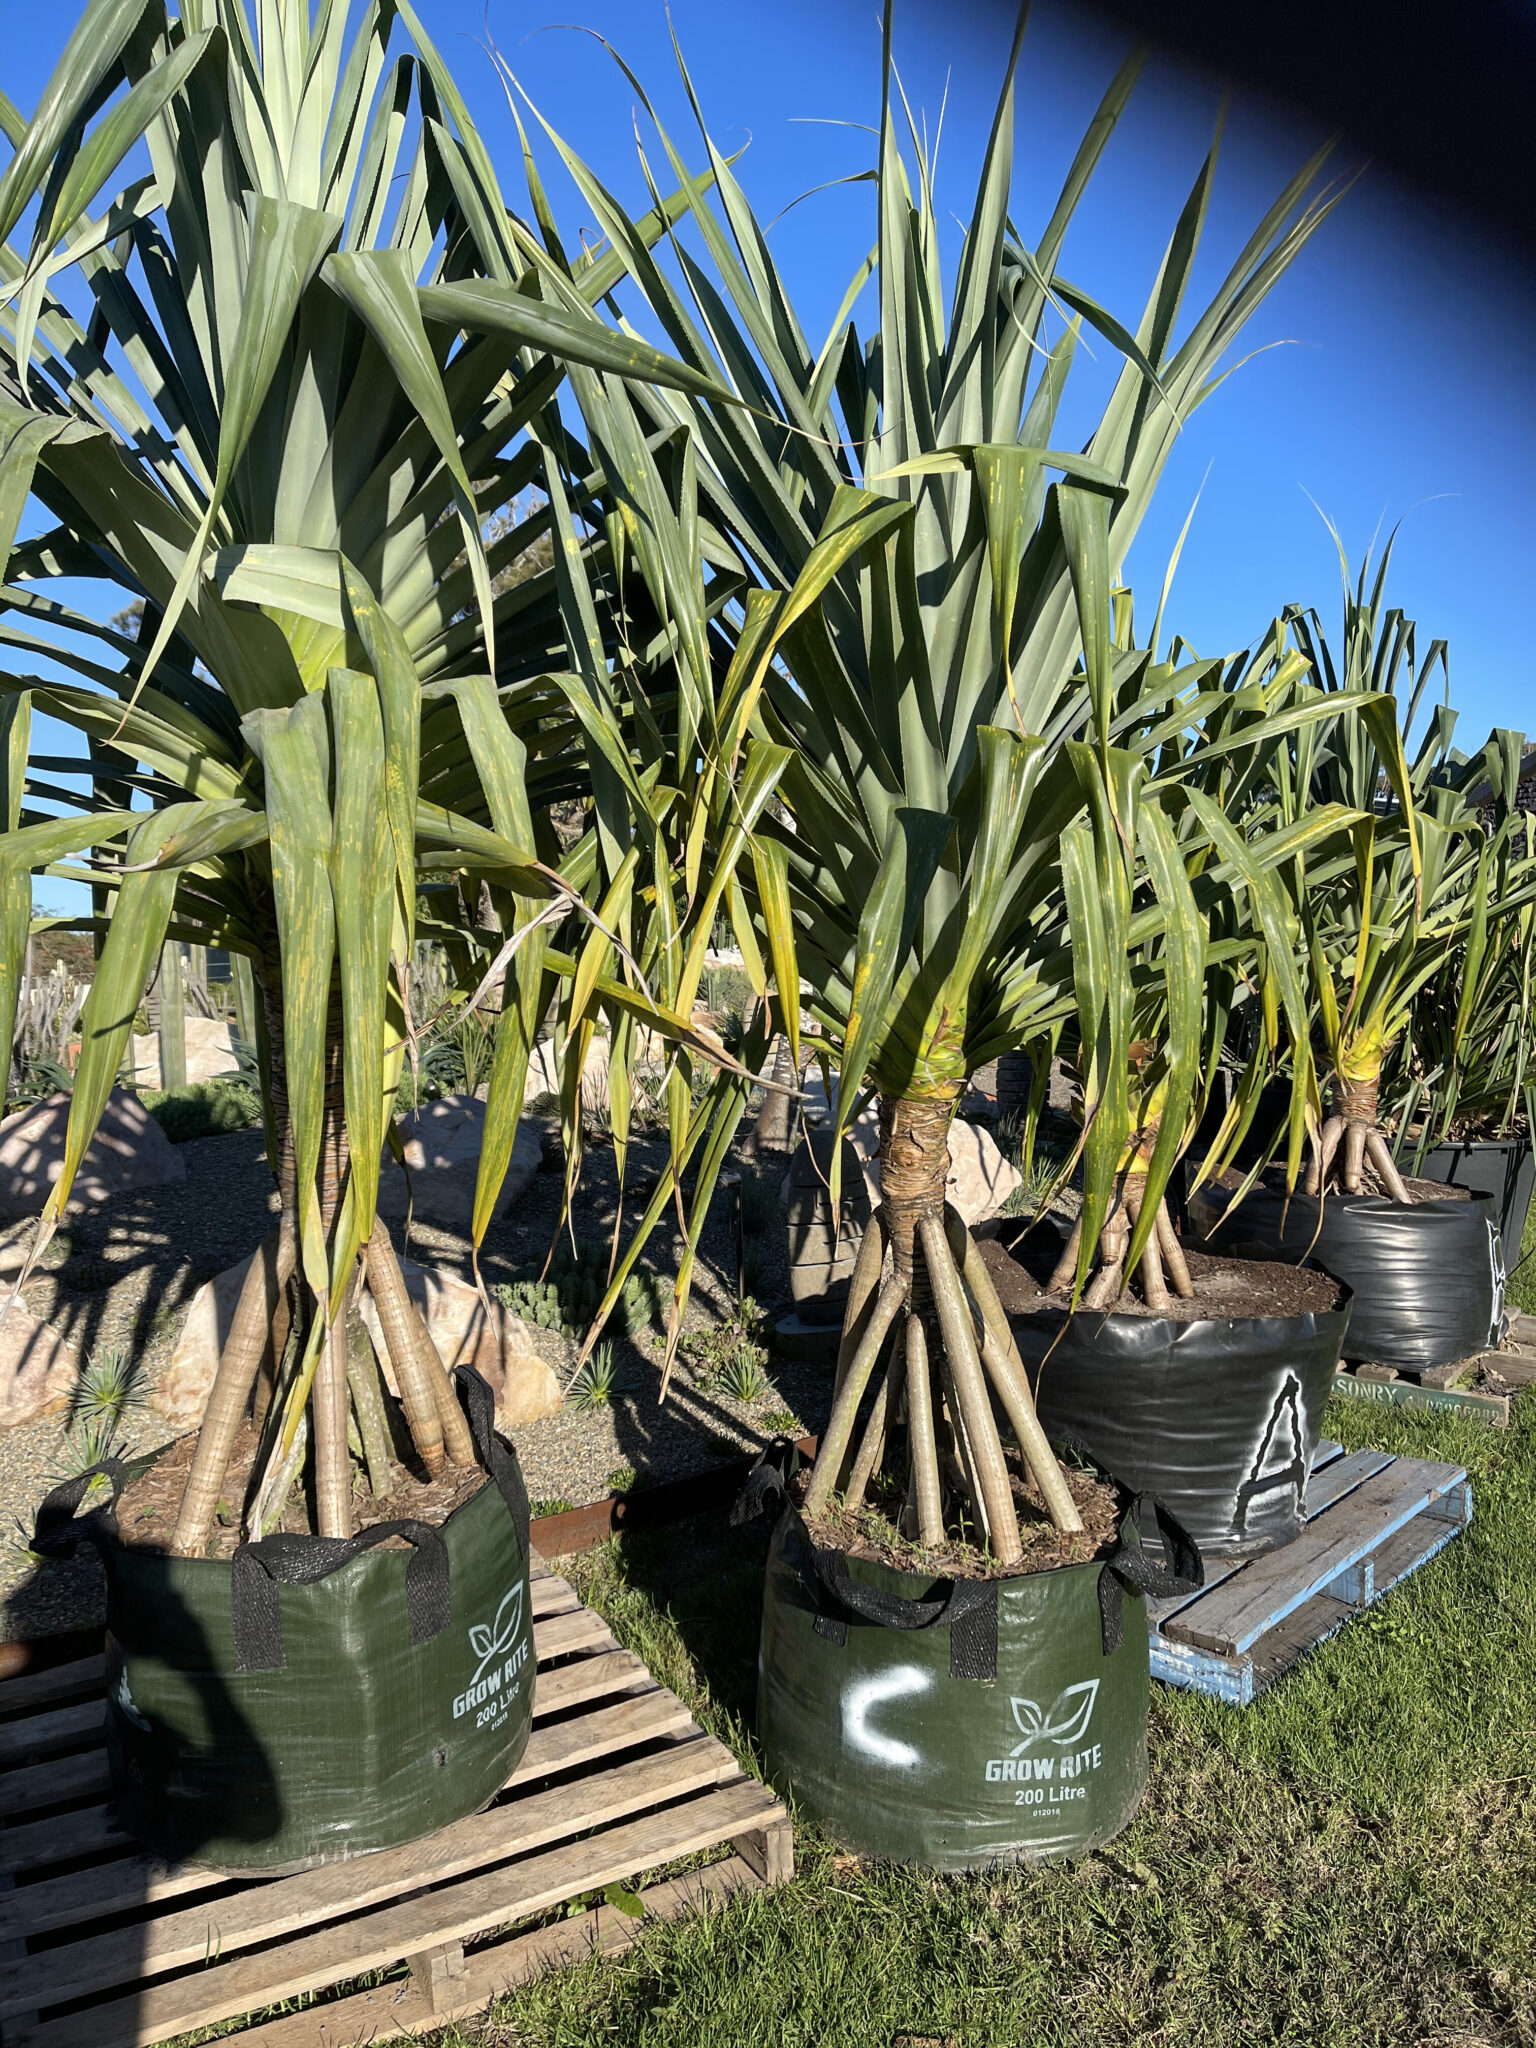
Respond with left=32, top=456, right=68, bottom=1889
left=0, top=1111, right=836, bottom=1639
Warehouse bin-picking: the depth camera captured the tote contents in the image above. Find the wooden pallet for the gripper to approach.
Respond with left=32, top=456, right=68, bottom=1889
left=1148, top=1440, right=1473, bottom=1705
left=0, top=1555, right=790, bottom=2048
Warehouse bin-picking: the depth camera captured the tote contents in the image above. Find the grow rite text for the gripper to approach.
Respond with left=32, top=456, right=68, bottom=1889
left=453, top=1637, right=531, bottom=1721
left=984, top=1742, right=1103, bottom=1783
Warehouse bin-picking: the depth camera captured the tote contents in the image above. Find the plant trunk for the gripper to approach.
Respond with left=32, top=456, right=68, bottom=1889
left=174, top=969, right=473, bottom=1553
left=742, top=1030, right=799, bottom=1157
left=1306, top=1072, right=1413, bottom=1203
left=158, top=940, right=186, bottom=1091
left=805, top=1093, right=1081, bottom=1551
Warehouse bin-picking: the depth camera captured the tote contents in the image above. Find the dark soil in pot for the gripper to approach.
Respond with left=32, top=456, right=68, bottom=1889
left=979, top=1231, right=1341, bottom=1320
left=981, top=1229, right=1349, bottom=1559
left=798, top=1451, right=1122, bottom=1581
left=1184, top=1171, right=1504, bottom=1373
left=114, top=1420, right=486, bottom=1556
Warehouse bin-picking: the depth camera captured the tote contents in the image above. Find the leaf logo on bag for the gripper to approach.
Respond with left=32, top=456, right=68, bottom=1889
left=468, top=1581, right=524, bottom=1685
left=1008, top=1679, right=1099, bottom=1755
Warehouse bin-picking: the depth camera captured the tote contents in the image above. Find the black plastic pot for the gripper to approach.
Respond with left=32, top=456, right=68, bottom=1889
left=32, top=1368, right=532, bottom=1874
left=1415, top=1136, right=1533, bottom=1268
left=740, top=1453, right=1199, bottom=1871
left=1187, top=1180, right=1505, bottom=1372
left=1015, top=1295, right=1350, bottom=1558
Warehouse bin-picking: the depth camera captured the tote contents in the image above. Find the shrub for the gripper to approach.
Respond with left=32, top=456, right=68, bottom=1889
left=143, top=1078, right=262, bottom=1143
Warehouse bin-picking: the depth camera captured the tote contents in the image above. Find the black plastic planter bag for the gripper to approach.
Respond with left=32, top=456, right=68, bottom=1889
left=1017, top=1301, right=1350, bottom=1556
left=1418, top=1138, right=1534, bottom=1269
left=738, top=1450, right=1200, bottom=1871
left=1189, top=1181, right=1505, bottom=1372
left=32, top=1367, right=533, bottom=1874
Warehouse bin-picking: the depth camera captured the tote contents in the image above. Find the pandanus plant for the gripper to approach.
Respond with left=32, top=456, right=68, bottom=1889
left=1386, top=747, right=1536, bottom=1165
left=0, top=0, right=734, bottom=1555
left=1272, top=542, right=1536, bottom=1203
left=1030, top=607, right=1379, bottom=1305
left=501, top=4, right=1343, bottom=1559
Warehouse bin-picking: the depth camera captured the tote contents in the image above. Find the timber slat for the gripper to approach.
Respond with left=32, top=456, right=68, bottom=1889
left=0, top=1686, right=695, bottom=1944
left=1300, top=1447, right=1397, bottom=1519
left=1151, top=1447, right=1472, bottom=1702
left=0, top=1734, right=746, bottom=2016
left=0, top=1747, right=110, bottom=1818
left=0, top=1700, right=105, bottom=1764
left=14, top=1780, right=782, bottom=2048
left=0, top=1659, right=107, bottom=1717
left=1170, top=1456, right=1469, bottom=1655
left=0, top=1559, right=790, bottom=2048
left=231, top=1860, right=760, bottom=2048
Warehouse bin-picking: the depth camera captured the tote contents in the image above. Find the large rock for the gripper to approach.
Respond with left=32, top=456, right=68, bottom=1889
left=0, top=1301, right=80, bottom=1427
left=377, top=1095, right=542, bottom=1233
left=128, top=1017, right=241, bottom=1090
left=154, top=1252, right=254, bottom=1430
left=944, top=1118, right=1024, bottom=1226
left=0, top=1088, right=186, bottom=1220
left=523, top=1036, right=612, bottom=1116
left=796, top=1078, right=1022, bottom=1225
left=161, top=1250, right=564, bottom=1440
left=356, top=1258, right=564, bottom=1431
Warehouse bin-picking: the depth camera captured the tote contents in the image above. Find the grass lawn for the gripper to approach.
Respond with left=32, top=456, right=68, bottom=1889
left=449, top=1390, right=1536, bottom=2048
left=1507, top=1195, right=1536, bottom=1318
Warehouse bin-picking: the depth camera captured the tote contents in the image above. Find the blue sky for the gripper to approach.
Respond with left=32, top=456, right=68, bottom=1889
left=9, top=0, right=1535, bottom=912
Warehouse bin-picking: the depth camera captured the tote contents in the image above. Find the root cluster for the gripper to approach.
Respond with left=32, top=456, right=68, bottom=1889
left=806, top=1184, right=1084, bottom=1566
left=170, top=1213, right=479, bottom=1559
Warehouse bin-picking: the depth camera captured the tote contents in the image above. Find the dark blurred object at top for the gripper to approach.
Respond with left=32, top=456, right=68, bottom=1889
left=1057, top=0, right=1536, bottom=265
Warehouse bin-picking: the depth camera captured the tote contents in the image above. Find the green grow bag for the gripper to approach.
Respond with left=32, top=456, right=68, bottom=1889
left=33, top=1368, right=532, bottom=1874
left=742, top=1454, right=1200, bottom=1871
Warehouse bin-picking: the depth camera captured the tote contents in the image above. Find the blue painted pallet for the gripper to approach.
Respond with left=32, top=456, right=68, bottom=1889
left=1148, top=1440, right=1473, bottom=1705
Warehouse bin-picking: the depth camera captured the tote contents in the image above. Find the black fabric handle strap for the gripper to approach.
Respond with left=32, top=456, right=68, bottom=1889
left=730, top=1438, right=800, bottom=1527
left=810, top=1547, right=999, bottom=1680
left=30, top=1461, right=129, bottom=1559
left=1097, top=1491, right=1205, bottom=1654
left=453, top=1364, right=530, bottom=1562
left=232, top=1519, right=451, bottom=1674
left=731, top=1445, right=999, bottom=1680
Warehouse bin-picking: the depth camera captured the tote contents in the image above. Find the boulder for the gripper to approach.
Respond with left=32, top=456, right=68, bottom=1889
left=0, top=1088, right=186, bottom=1220
left=160, top=1249, right=565, bottom=1440
left=128, top=1017, right=241, bottom=1090
left=377, top=1095, right=543, bottom=1233
left=154, top=1251, right=254, bottom=1431
left=944, top=1118, right=1023, bottom=1227
left=523, top=1036, right=612, bottom=1116
left=797, top=1077, right=1022, bottom=1225
left=357, top=1258, right=564, bottom=1432
left=0, top=1301, right=80, bottom=1427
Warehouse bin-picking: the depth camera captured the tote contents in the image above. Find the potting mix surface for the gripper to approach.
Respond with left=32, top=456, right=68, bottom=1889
left=980, top=1233, right=1344, bottom=1322
left=796, top=1454, right=1121, bottom=1581
left=113, top=1421, right=492, bottom=1556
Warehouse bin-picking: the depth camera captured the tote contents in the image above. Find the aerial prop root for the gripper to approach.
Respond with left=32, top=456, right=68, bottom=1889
left=802, top=1203, right=1085, bottom=1555
left=166, top=1217, right=480, bottom=1557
